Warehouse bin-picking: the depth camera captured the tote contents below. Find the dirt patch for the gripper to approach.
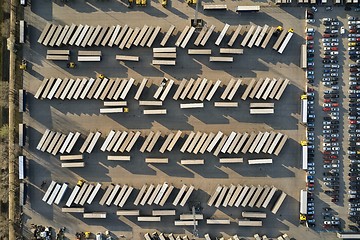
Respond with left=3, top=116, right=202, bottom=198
left=0, top=0, right=11, bottom=237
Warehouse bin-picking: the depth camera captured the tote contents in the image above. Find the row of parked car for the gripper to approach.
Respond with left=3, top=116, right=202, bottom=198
left=305, top=9, right=316, bottom=228
left=346, top=16, right=360, bottom=228
left=320, top=20, right=342, bottom=225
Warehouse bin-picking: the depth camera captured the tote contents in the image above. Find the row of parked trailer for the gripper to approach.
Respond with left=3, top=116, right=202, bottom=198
left=33, top=77, right=289, bottom=105
left=207, top=184, right=287, bottom=214
left=36, top=22, right=292, bottom=53
left=36, top=129, right=288, bottom=157
left=144, top=232, right=291, bottom=240
left=43, top=181, right=194, bottom=210
left=37, top=23, right=162, bottom=49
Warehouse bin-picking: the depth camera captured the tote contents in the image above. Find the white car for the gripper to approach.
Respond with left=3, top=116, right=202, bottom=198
left=307, top=19, right=315, bottom=23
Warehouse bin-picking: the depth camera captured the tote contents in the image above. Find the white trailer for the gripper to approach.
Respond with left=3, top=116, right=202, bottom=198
left=241, top=25, right=256, bottom=47
left=159, top=133, right=174, bottom=153
left=140, top=26, right=154, bottom=47
left=278, top=32, right=293, bottom=54
left=19, top=20, right=25, bottom=44
left=148, top=184, right=162, bottom=205
left=59, top=132, right=74, bottom=154
left=271, top=192, right=287, bottom=214
left=87, top=183, right=102, bottom=204
left=87, top=131, right=101, bottom=153
left=167, top=130, right=182, bottom=151
left=159, top=185, right=174, bottom=206
left=37, top=23, right=52, bottom=44
left=160, top=25, right=175, bottom=47
left=215, top=186, right=228, bottom=208
left=247, top=26, right=262, bottom=48
left=62, top=24, right=76, bottom=45
left=75, top=25, right=90, bottom=46
left=207, top=131, right=223, bottom=152
left=83, top=212, right=107, bottom=219
left=235, top=185, right=249, bottom=207
left=188, top=49, right=212, bottom=55
left=181, top=26, right=195, bottom=48
left=180, top=132, right=195, bottom=153
left=134, top=78, right=148, bottom=100
left=65, top=185, right=80, bottom=207
left=47, top=184, right=61, bottom=205
left=80, top=184, right=94, bottom=206
left=248, top=132, right=263, bottom=153
left=179, top=185, right=194, bottom=206
left=228, top=24, right=242, bottom=47
left=146, top=26, right=161, bottom=48
left=255, top=25, right=269, bottom=47
left=262, top=187, right=277, bottom=208
left=256, top=186, right=270, bottom=208
left=173, top=184, right=187, bottom=206
left=87, top=25, right=102, bottom=46
left=134, top=25, right=149, bottom=46
left=221, top=131, right=236, bottom=153
left=140, top=184, right=155, bottom=206
left=114, top=25, right=128, bottom=46
left=134, top=185, right=147, bottom=206
left=146, top=131, right=161, bottom=152
left=66, top=132, right=80, bottom=153
left=238, top=220, right=262, bottom=226
left=248, top=159, right=272, bottom=164
left=228, top=185, right=242, bottom=207
left=99, top=185, right=114, bottom=206
left=200, top=25, right=215, bottom=46
left=42, top=181, right=56, bottom=202
left=250, top=109, right=274, bottom=114
left=241, top=185, right=256, bottom=207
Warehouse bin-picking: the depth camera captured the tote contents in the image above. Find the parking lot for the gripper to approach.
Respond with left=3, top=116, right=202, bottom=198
left=305, top=6, right=360, bottom=235
left=19, top=1, right=356, bottom=239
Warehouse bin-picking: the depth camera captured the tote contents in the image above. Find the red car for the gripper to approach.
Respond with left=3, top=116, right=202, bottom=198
left=330, top=155, right=338, bottom=159
left=331, top=138, right=338, bottom=142
left=323, top=34, right=330, bottom=38
left=357, top=38, right=360, bottom=41
left=350, top=29, right=356, bottom=33
left=324, top=160, right=331, bottom=163
left=308, top=88, right=314, bottom=92
left=323, top=107, right=331, bottom=111
left=324, top=99, right=331, bottom=103
left=307, top=44, right=314, bottom=49
left=323, top=151, right=331, bottom=154
left=350, top=68, right=359, bottom=72
left=332, top=103, right=339, bottom=107
left=307, top=35, right=314, bottom=40
left=307, top=182, right=314, bottom=187
left=331, top=47, right=338, bottom=51
left=350, top=120, right=357, bottom=124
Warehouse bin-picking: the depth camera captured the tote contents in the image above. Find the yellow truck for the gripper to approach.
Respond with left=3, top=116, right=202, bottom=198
left=186, top=0, right=196, bottom=4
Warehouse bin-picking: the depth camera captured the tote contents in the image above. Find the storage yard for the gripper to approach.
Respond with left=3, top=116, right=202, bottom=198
left=14, top=0, right=360, bottom=239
